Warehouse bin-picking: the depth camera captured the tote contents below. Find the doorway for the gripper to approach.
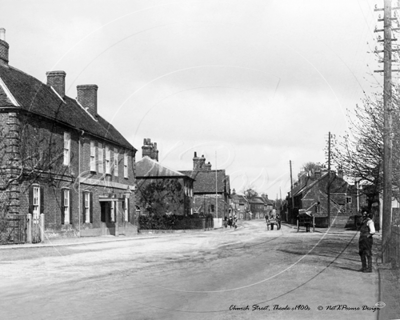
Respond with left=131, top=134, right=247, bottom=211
left=100, top=201, right=116, bottom=236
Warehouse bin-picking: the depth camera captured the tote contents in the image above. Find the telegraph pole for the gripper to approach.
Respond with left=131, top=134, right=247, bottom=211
left=290, top=160, right=294, bottom=213
left=215, top=152, right=218, bottom=219
left=327, top=132, right=331, bottom=228
left=374, top=0, right=400, bottom=262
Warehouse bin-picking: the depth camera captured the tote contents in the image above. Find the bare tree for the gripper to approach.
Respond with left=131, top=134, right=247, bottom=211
left=0, top=111, right=71, bottom=243
left=301, top=162, right=322, bottom=178
left=332, top=92, right=400, bottom=203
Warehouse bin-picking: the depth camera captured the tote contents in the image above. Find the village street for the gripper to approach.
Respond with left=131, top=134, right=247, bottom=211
left=0, top=221, right=381, bottom=320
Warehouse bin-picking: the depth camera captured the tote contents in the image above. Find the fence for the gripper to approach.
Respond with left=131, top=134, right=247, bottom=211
left=0, top=215, right=26, bottom=245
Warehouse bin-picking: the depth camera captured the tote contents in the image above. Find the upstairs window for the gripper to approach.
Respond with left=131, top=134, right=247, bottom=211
left=98, top=144, right=104, bottom=173
left=90, top=141, right=96, bottom=172
left=114, top=148, right=119, bottom=177
left=124, top=152, right=128, bottom=179
left=105, top=146, right=111, bottom=175
left=63, top=132, right=71, bottom=166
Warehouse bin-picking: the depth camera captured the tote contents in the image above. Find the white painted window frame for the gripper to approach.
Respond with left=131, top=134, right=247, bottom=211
left=98, top=144, right=104, bottom=173
left=33, top=186, right=40, bottom=224
left=124, top=152, right=128, bottom=179
left=114, top=148, right=119, bottom=177
left=84, top=192, right=90, bottom=223
left=90, top=141, right=96, bottom=172
left=105, top=146, right=111, bottom=175
left=63, top=132, right=71, bottom=166
left=64, top=189, right=70, bottom=224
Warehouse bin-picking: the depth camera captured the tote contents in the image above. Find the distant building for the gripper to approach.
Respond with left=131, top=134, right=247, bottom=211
left=180, top=152, right=230, bottom=218
left=248, top=197, right=267, bottom=219
left=230, top=189, right=250, bottom=219
left=136, top=140, right=194, bottom=216
left=287, top=168, right=356, bottom=227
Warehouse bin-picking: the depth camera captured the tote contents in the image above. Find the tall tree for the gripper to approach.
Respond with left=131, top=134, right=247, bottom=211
left=301, top=162, right=322, bottom=178
left=332, top=92, right=400, bottom=203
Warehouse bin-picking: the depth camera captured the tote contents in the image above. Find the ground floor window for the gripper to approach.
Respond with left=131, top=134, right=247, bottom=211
left=61, top=189, right=71, bottom=224
left=122, top=197, right=130, bottom=222
left=29, top=185, right=43, bottom=224
left=83, top=192, right=93, bottom=223
left=110, top=201, right=115, bottom=222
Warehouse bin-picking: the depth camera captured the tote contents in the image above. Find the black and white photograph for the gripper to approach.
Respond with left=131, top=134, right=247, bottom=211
left=0, top=0, right=399, bottom=319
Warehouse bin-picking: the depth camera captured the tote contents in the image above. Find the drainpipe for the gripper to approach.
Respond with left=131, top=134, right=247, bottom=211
left=78, top=130, right=84, bottom=237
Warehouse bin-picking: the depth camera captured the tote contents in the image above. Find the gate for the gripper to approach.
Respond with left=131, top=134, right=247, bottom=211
left=0, top=215, right=26, bottom=245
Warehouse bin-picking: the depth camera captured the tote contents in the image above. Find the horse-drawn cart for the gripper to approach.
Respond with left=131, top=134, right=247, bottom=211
left=297, top=209, right=315, bottom=232
left=266, top=218, right=281, bottom=230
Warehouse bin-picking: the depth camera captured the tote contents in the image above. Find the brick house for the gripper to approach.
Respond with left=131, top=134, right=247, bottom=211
left=180, top=152, right=230, bottom=218
left=248, top=196, right=267, bottom=219
left=0, top=29, right=137, bottom=241
left=230, top=189, right=250, bottom=220
left=136, top=139, right=194, bottom=216
left=288, top=168, right=356, bottom=227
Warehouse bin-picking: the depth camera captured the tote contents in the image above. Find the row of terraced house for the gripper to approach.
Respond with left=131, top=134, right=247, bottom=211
left=0, top=29, right=271, bottom=244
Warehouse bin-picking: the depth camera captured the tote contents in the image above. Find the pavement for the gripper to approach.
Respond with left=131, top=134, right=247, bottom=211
left=1, top=221, right=400, bottom=319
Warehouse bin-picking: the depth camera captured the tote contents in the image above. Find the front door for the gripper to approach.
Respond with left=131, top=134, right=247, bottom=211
left=100, top=202, right=115, bottom=235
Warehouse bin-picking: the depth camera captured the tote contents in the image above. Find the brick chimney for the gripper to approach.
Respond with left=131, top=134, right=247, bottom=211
left=46, top=71, right=66, bottom=97
left=142, top=138, right=158, bottom=161
left=193, top=152, right=201, bottom=170
left=205, top=162, right=212, bottom=171
left=0, top=28, right=9, bottom=66
left=77, top=85, right=98, bottom=116
left=151, top=142, right=159, bottom=161
left=199, top=155, right=206, bottom=169
left=337, top=167, right=344, bottom=179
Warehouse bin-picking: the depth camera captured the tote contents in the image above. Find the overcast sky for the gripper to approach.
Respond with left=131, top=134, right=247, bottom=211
left=3, top=0, right=383, bottom=199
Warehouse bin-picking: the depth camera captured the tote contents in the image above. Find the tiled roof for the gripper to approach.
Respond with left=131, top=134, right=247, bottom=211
left=180, top=169, right=227, bottom=194
left=248, top=197, right=265, bottom=204
left=231, top=194, right=248, bottom=204
left=0, top=64, right=135, bottom=150
left=137, top=157, right=193, bottom=179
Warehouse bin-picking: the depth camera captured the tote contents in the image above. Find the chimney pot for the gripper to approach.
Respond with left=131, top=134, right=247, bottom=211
left=0, top=28, right=6, bottom=41
left=142, top=138, right=158, bottom=161
left=77, top=85, right=98, bottom=116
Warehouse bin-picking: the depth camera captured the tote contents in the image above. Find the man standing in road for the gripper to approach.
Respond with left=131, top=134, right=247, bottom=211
left=359, top=209, right=375, bottom=273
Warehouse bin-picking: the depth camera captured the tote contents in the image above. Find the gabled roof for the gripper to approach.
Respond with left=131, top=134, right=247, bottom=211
left=292, top=171, right=349, bottom=197
left=137, top=156, right=193, bottom=179
left=248, top=197, right=265, bottom=204
left=0, top=64, right=135, bottom=150
left=180, top=169, right=227, bottom=194
left=231, top=193, right=249, bottom=204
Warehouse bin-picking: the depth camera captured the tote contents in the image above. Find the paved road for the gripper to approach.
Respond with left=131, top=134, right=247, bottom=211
left=0, top=221, right=380, bottom=320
